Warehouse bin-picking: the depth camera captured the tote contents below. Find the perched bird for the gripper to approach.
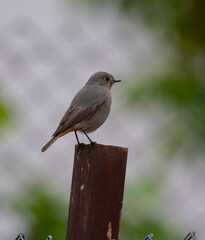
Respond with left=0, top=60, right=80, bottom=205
left=41, top=71, right=121, bottom=152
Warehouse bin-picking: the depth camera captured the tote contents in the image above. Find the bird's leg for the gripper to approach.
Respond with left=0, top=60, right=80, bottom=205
left=75, top=131, right=80, bottom=145
left=82, top=131, right=96, bottom=145
left=75, top=131, right=82, bottom=154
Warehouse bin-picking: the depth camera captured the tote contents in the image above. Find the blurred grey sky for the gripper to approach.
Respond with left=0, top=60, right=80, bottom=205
left=0, top=0, right=204, bottom=239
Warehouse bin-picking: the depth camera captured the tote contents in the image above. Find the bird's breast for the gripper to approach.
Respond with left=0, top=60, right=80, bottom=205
left=79, top=93, right=111, bottom=133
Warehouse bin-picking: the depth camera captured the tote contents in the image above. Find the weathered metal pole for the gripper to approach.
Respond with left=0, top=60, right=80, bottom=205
left=66, top=143, right=128, bottom=240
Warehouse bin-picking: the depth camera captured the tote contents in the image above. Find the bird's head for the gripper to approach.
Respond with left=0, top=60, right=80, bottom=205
left=86, top=71, right=121, bottom=89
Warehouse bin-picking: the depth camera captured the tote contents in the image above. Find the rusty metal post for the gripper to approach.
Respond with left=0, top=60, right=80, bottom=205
left=66, top=143, right=128, bottom=240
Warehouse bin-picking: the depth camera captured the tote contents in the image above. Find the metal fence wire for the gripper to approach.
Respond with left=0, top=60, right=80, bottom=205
left=15, top=231, right=197, bottom=240
left=15, top=233, right=52, bottom=240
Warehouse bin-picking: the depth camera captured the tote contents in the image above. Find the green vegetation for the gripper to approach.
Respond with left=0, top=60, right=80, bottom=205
left=128, top=66, right=205, bottom=156
left=0, top=97, right=12, bottom=131
left=14, top=184, right=67, bottom=240
left=13, top=180, right=183, bottom=240
left=121, top=180, right=183, bottom=239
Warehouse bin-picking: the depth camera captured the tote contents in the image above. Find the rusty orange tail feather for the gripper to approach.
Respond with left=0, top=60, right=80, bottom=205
left=41, top=136, right=60, bottom=152
left=41, top=127, right=76, bottom=152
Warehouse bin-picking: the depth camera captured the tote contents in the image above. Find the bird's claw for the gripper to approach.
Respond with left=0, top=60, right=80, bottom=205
left=90, top=141, right=96, bottom=146
left=77, top=143, right=84, bottom=155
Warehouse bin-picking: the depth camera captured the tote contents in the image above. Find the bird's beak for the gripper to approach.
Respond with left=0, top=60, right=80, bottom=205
left=113, top=79, right=122, bottom=83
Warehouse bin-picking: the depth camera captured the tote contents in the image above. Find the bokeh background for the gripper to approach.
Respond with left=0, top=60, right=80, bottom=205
left=0, top=0, right=205, bottom=239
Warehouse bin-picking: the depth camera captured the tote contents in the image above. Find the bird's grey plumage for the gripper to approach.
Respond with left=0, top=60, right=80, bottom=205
left=52, top=85, right=111, bottom=136
left=41, top=71, right=121, bottom=152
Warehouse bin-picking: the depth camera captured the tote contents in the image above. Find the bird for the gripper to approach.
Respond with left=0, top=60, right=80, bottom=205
left=41, top=71, right=121, bottom=152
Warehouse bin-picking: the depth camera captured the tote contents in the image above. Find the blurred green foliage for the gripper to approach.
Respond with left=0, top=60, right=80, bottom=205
left=120, top=0, right=205, bottom=54
left=13, top=180, right=184, bottom=240
left=129, top=68, right=205, bottom=107
left=88, top=0, right=205, bottom=54
left=128, top=66, right=205, bottom=156
left=0, top=97, right=12, bottom=131
left=121, top=180, right=183, bottom=240
left=13, top=184, right=67, bottom=240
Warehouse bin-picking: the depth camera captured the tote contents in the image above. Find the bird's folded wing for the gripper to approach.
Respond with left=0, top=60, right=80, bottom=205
left=52, top=97, right=106, bottom=136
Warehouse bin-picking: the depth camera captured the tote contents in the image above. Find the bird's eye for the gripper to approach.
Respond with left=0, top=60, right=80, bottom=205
left=104, top=77, right=110, bottom=82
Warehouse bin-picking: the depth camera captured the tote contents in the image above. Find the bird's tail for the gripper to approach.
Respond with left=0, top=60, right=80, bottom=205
left=41, top=136, right=60, bottom=152
left=41, top=127, right=76, bottom=152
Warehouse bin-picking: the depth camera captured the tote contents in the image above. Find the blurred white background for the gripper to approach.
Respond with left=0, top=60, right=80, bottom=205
left=0, top=0, right=204, bottom=239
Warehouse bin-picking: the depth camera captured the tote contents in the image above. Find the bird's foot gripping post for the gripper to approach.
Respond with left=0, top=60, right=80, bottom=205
left=75, top=131, right=96, bottom=154
left=66, top=143, right=128, bottom=240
